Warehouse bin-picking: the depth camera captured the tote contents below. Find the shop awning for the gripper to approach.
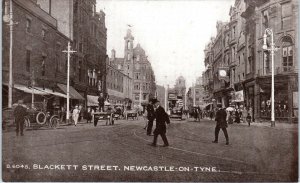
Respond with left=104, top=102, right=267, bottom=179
left=57, top=84, right=85, bottom=100
left=33, top=86, right=67, bottom=98
left=87, top=95, right=98, bottom=106
left=14, top=84, right=47, bottom=95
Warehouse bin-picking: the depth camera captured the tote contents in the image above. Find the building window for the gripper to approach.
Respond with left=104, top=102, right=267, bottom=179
left=232, top=26, right=236, bottom=39
left=26, top=50, right=31, bottom=72
left=78, top=60, right=82, bottom=82
left=282, top=37, right=293, bottom=72
left=262, top=10, right=269, bottom=31
left=263, top=51, right=270, bottom=74
left=143, top=94, right=147, bottom=100
left=281, top=3, right=292, bottom=29
left=117, top=64, right=121, bottom=70
left=135, top=94, right=139, bottom=100
left=26, top=18, right=31, bottom=33
left=127, top=53, right=131, bottom=61
left=134, top=84, right=139, bottom=90
left=137, top=55, right=140, bottom=61
left=41, top=29, right=47, bottom=41
left=41, top=56, right=46, bottom=76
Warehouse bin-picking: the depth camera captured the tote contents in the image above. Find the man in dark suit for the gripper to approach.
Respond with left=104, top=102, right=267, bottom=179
left=98, top=93, right=105, bottom=112
left=151, top=99, right=170, bottom=147
left=146, top=99, right=155, bottom=136
left=212, top=104, right=229, bottom=145
left=14, top=100, right=28, bottom=136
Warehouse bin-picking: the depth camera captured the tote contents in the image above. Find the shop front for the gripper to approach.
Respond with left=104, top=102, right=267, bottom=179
left=256, top=75, right=298, bottom=123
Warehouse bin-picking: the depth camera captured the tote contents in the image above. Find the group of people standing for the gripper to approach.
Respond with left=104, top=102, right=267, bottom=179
left=145, top=98, right=170, bottom=147
left=227, top=106, right=253, bottom=126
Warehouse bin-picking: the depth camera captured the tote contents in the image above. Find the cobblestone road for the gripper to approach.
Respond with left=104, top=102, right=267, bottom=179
left=2, top=118, right=298, bottom=182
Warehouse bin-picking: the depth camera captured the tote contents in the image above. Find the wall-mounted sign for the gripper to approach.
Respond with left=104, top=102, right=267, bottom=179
left=233, top=90, right=244, bottom=102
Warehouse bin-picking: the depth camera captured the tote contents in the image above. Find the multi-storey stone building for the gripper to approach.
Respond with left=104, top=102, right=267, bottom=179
left=242, top=0, right=298, bottom=123
left=71, top=0, right=107, bottom=105
left=203, top=0, right=298, bottom=123
left=2, top=0, right=72, bottom=108
left=110, top=29, right=156, bottom=109
left=105, top=62, right=132, bottom=107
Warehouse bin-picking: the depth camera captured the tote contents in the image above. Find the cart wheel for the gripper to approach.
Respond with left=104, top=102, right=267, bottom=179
left=36, top=112, right=47, bottom=125
left=49, top=115, right=60, bottom=128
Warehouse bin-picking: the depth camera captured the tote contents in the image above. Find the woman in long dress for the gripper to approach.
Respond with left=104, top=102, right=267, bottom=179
left=72, top=105, right=80, bottom=126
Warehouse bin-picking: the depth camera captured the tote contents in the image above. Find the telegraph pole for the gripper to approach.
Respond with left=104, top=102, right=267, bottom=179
left=62, top=42, right=76, bottom=123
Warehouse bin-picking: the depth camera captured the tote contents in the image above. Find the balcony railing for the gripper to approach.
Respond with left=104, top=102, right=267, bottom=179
left=257, top=67, right=298, bottom=77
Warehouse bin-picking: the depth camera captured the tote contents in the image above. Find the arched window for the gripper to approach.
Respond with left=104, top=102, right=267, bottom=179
left=282, top=36, right=293, bottom=72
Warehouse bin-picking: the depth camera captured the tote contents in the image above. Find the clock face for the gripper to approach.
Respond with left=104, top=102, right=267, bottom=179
left=219, top=70, right=227, bottom=77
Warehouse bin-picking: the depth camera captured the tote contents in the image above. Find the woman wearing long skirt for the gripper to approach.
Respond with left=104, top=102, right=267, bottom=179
left=72, top=105, right=80, bottom=126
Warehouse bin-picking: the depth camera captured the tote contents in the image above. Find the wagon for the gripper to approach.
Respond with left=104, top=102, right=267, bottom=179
left=126, top=110, right=138, bottom=120
left=93, top=112, right=114, bottom=126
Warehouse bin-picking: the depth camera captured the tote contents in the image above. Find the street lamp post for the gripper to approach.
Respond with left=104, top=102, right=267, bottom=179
left=3, top=0, right=16, bottom=108
left=62, top=42, right=76, bottom=123
left=262, top=28, right=278, bottom=127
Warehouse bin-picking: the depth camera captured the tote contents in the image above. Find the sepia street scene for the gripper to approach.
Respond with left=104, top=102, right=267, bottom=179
left=2, top=0, right=299, bottom=182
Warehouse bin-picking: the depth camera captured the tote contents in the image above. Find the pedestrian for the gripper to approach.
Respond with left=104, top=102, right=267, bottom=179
left=209, top=110, right=213, bottom=120
left=150, top=99, right=170, bottom=147
left=13, top=100, right=28, bottom=136
left=235, top=109, right=240, bottom=123
left=60, top=105, right=66, bottom=123
left=212, top=104, right=229, bottom=145
left=194, top=107, right=199, bottom=121
left=242, top=107, right=248, bottom=123
left=246, top=113, right=251, bottom=126
left=72, top=105, right=80, bottom=126
left=98, top=93, right=105, bottom=112
left=86, top=107, right=93, bottom=123
left=249, top=107, right=253, bottom=122
left=146, top=99, right=155, bottom=135
left=78, top=104, right=84, bottom=122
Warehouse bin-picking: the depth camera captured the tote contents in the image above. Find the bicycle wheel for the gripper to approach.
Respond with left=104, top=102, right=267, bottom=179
left=36, top=112, right=47, bottom=125
left=24, top=117, right=31, bottom=128
left=49, top=115, right=60, bottom=128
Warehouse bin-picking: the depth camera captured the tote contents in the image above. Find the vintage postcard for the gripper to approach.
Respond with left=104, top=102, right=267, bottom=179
left=2, top=0, right=298, bottom=182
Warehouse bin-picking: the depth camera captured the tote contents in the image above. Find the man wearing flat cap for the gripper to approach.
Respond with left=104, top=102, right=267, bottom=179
left=151, top=99, right=170, bottom=147
left=213, top=104, right=229, bottom=145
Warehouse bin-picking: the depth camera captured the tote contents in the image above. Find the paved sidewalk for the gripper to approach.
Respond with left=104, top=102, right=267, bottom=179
left=187, top=117, right=298, bottom=131
left=238, top=121, right=298, bottom=131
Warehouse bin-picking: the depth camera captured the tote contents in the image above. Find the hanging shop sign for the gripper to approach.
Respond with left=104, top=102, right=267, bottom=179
left=233, top=90, right=244, bottom=102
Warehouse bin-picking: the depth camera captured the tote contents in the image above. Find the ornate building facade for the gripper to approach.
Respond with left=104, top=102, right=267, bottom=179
left=202, top=0, right=298, bottom=123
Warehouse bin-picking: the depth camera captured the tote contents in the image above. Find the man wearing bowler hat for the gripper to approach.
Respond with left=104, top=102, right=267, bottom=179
left=151, top=99, right=170, bottom=147
left=213, top=104, right=229, bottom=145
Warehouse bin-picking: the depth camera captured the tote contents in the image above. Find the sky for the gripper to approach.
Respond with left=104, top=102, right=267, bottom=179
left=96, top=0, right=235, bottom=88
